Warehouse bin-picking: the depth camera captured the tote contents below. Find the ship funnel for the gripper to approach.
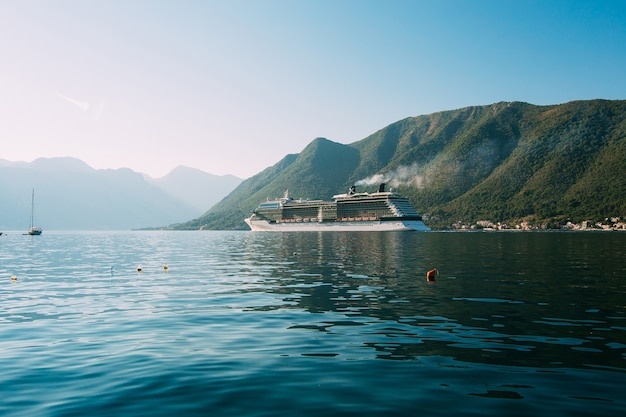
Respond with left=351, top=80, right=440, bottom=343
left=349, top=185, right=356, bottom=195
left=378, top=183, right=386, bottom=193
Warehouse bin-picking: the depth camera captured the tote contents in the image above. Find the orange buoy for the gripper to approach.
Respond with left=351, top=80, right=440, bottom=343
left=426, top=268, right=437, bottom=282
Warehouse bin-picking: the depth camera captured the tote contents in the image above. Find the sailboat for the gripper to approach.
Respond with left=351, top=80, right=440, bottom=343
left=27, top=189, right=43, bottom=236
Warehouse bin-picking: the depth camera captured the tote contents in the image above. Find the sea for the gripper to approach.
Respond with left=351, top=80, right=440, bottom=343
left=1, top=230, right=625, bottom=416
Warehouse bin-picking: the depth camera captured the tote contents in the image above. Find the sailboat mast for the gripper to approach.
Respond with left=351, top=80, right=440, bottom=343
left=30, top=189, right=35, bottom=228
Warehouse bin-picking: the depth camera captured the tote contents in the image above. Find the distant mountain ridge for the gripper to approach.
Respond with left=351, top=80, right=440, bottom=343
left=178, top=99, right=626, bottom=230
left=145, top=166, right=241, bottom=214
left=0, top=158, right=242, bottom=230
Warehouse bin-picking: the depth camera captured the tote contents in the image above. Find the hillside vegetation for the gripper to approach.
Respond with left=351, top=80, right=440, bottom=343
left=178, top=99, right=626, bottom=230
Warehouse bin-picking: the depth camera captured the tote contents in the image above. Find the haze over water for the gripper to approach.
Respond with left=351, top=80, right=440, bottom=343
left=1, top=231, right=625, bottom=416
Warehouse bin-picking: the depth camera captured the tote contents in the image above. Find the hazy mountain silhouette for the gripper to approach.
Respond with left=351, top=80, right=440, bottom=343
left=0, top=158, right=242, bottom=230
left=145, top=166, right=241, bottom=214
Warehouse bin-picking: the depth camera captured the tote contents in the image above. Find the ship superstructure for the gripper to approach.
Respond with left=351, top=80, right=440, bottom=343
left=245, top=184, right=429, bottom=231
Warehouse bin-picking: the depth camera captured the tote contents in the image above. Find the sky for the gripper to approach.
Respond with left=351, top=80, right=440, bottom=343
left=2, top=0, right=625, bottom=179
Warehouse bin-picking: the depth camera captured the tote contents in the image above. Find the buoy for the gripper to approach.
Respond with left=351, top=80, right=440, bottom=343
left=163, top=264, right=168, bottom=272
left=426, top=268, right=438, bottom=282
left=137, top=264, right=143, bottom=273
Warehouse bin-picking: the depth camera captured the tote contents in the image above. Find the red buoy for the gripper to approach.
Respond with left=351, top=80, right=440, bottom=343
left=426, top=268, right=437, bottom=282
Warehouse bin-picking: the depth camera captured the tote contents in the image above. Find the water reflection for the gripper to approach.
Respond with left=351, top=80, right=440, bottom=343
left=241, top=232, right=626, bottom=371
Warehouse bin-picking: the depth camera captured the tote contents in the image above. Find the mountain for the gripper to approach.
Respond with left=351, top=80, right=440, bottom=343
left=146, top=166, right=242, bottom=213
left=0, top=158, right=241, bottom=230
left=176, top=99, right=626, bottom=230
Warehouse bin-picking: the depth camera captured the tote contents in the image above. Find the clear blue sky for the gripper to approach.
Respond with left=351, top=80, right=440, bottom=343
left=2, top=0, right=625, bottom=178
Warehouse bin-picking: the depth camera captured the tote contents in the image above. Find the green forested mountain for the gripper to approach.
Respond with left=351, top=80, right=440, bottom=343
left=178, top=99, right=626, bottom=230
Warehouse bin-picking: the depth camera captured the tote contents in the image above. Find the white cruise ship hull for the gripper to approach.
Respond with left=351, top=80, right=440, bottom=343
left=245, top=218, right=430, bottom=232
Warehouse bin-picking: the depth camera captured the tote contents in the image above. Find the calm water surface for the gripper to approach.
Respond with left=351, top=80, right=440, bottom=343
left=1, top=231, right=625, bottom=416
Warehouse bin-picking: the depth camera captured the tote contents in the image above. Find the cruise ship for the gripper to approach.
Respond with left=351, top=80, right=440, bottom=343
left=245, top=184, right=429, bottom=231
